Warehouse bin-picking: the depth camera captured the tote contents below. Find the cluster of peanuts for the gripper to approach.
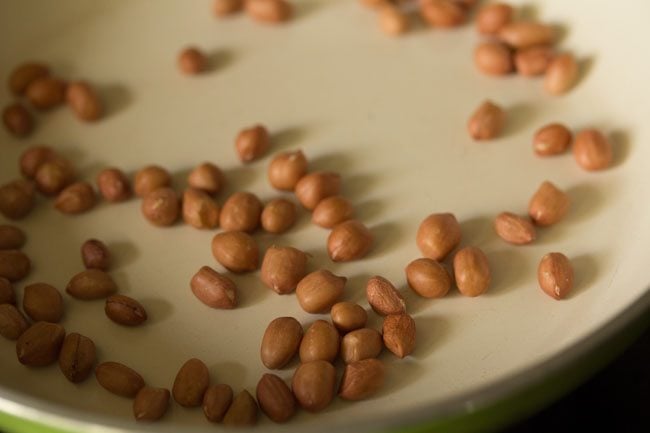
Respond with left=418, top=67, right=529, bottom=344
left=0, top=0, right=622, bottom=429
left=1, top=63, right=104, bottom=138
left=474, top=3, right=579, bottom=95
left=360, top=0, right=479, bottom=36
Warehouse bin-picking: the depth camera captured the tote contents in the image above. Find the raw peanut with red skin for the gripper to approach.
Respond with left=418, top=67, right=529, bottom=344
left=183, top=188, right=220, bottom=229
left=538, top=252, right=574, bottom=299
left=96, top=168, right=132, bottom=202
left=405, top=258, right=451, bottom=298
left=23, top=283, right=64, bottom=323
left=331, top=302, right=367, bottom=333
left=105, top=295, right=148, bottom=326
left=467, top=100, right=506, bottom=140
left=0, top=304, right=28, bottom=340
left=533, top=123, right=572, bottom=156
left=95, top=361, right=145, bottom=397
left=359, top=0, right=389, bottom=9
left=178, top=47, right=207, bottom=75
left=299, top=320, right=340, bottom=363
left=0, top=277, right=15, bottom=304
left=573, top=129, right=613, bottom=171
left=498, top=21, right=555, bottom=48
left=416, top=213, right=461, bottom=261
left=0, top=250, right=31, bottom=282
left=58, top=332, right=96, bottom=383
left=296, top=270, right=346, bottom=313
left=0, top=225, right=26, bottom=250
left=494, top=212, right=537, bottom=245
left=295, top=171, right=341, bottom=210
left=454, top=246, right=491, bottom=297
left=245, top=0, right=292, bottom=24
left=327, top=219, right=373, bottom=262
left=291, top=360, right=336, bottom=412
left=476, top=3, right=513, bottom=35
left=312, top=196, right=354, bottom=228
left=16, top=322, right=66, bottom=366
left=0, top=179, right=35, bottom=219
left=133, top=387, right=170, bottom=421
left=66, top=81, right=103, bottom=121
left=219, top=191, right=262, bottom=232
left=211, top=231, right=259, bottom=273
left=190, top=266, right=237, bottom=309
left=141, top=187, right=180, bottom=227
left=66, top=269, right=117, bottom=300
left=55, top=182, right=97, bottom=214
left=340, top=328, right=383, bottom=364
left=260, top=316, right=303, bottom=369
left=382, top=314, right=416, bottom=358
left=188, top=162, right=224, bottom=195
left=366, top=276, right=406, bottom=316
left=261, top=246, right=309, bottom=294
left=420, top=0, right=466, bottom=27
left=26, top=77, right=66, bottom=110
left=256, top=373, right=296, bottom=423
left=81, top=239, right=111, bottom=270
left=474, top=42, right=513, bottom=76
left=3, top=103, right=34, bottom=137
left=528, top=181, right=570, bottom=226
left=339, top=358, right=385, bottom=400
left=515, top=45, right=554, bottom=76
left=134, top=165, right=171, bottom=197
left=34, top=158, right=76, bottom=196
left=172, top=358, right=210, bottom=407
left=545, top=53, right=579, bottom=96
left=268, top=150, right=308, bottom=191
left=8, top=62, right=50, bottom=95
left=20, top=146, right=56, bottom=179
left=378, top=5, right=409, bottom=36
left=213, top=0, right=243, bottom=16
left=203, top=384, right=233, bottom=422
left=261, top=198, right=297, bottom=234
left=236, top=124, right=270, bottom=162
left=223, top=390, right=258, bottom=426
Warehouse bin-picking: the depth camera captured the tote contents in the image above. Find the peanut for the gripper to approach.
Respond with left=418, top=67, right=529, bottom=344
left=190, top=265, right=238, bottom=309
left=96, top=167, right=132, bottom=202
left=494, top=212, right=537, bottom=245
left=213, top=0, right=243, bottom=17
left=172, top=358, right=210, bottom=407
left=331, top=302, right=368, bottom=333
left=268, top=150, right=308, bottom=191
left=134, top=165, right=171, bottom=197
left=203, top=384, right=233, bottom=422
left=366, top=276, right=406, bottom=316
left=405, top=257, right=451, bottom=298
left=476, top=3, right=513, bottom=35
left=0, top=179, right=35, bottom=219
left=182, top=188, right=220, bottom=229
left=260, top=198, right=297, bottom=234
left=261, top=246, right=309, bottom=294
left=260, top=316, right=303, bottom=369
left=382, top=313, right=416, bottom=358
left=420, top=0, right=466, bottom=28
left=245, top=0, right=292, bottom=24
left=538, top=252, right=574, bottom=300
left=378, top=5, right=409, bottom=36
left=34, top=158, right=76, bottom=196
left=81, top=239, right=111, bottom=270
left=3, top=103, right=34, bottom=137
left=0, top=250, right=31, bottom=282
left=296, top=269, right=346, bottom=313
left=291, top=360, right=336, bottom=412
left=0, top=277, right=15, bottom=304
left=295, top=171, right=341, bottom=210
left=453, top=246, right=491, bottom=297
left=533, top=123, right=572, bottom=156
left=95, top=361, right=145, bottom=397
left=256, top=373, right=296, bottom=423
left=528, top=180, right=570, bottom=226
left=211, top=230, right=259, bottom=273
left=19, top=146, right=56, bottom=179
left=16, top=321, right=66, bottom=366
left=219, top=191, right=262, bottom=232
left=58, top=332, right=96, bottom=383
left=141, top=187, right=180, bottom=227
left=235, top=124, right=270, bottom=162
left=515, top=45, right=554, bottom=76
left=66, top=81, right=103, bottom=121
left=467, top=99, right=506, bottom=140
left=327, top=219, right=373, bottom=262
left=188, top=162, right=224, bottom=195
left=312, top=195, right=354, bottom=228
left=416, top=213, right=461, bottom=261
left=222, top=390, right=258, bottom=426
left=0, top=304, right=28, bottom=340
left=133, top=387, right=170, bottom=422
left=54, top=181, right=97, bottom=214
left=299, top=320, right=340, bottom=363
left=338, top=358, right=385, bottom=400
left=573, top=129, right=613, bottom=171
left=0, top=225, right=26, bottom=250
left=105, top=295, right=148, bottom=326
left=178, top=47, right=207, bottom=75
left=8, top=62, right=50, bottom=96
left=23, top=283, right=64, bottom=323
left=25, top=77, right=66, bottom=110
left=498, top=21, right=555, bottom=48
left=66, top=269, right=117, bottom=300
left=544, top=53, right=578, bottom=96
left=474, top=42, right=513, bottom=76
left=340, top=328, right=383, bottom=364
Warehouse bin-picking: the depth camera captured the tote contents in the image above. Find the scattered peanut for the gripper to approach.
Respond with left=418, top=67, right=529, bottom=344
left=8, top=62, right=50, bottom=96
left=190, top=265, right=238, bottom=309
left=105, top=295, right=148, bottom=326
left=211, top=231, right=259, bottom=273
left=95, top=361, right=146, bottom=397
left=19, top=146, right=56, bottom=179
left=538, top=252, right=574, bottom=300
left=474, top=42, right=513, bottom=76
left=81, top=239, right=111, bottom=270
left=420, top=0, right=466, bottom=28
left=544, top=53, right=578, bottom=96
left=213, top=0, right=243, bottom=17
left=416, top=213, right=461, bottom=261
left=378, top=5, right=409, bottom=36
left=58, top=332, right=96, bottom=383
left=261, top=198, right=297, bottom=234
left=382, top=313, right=416, bottom=358
left=222, top=390, right=258, bottom=426
left=453, top=246, right=491, bottom=297
left=299, top=320, right=340, bottom=363
left=54, top=181, right=97, bottom=215
left=295, top=171, right=341, bottom=210
left=0, top=277, right=15, bottom=304
left=476, top=3, right=513, bottom=35
left=291, top=360, right=336, bottom=412
left=261, top=246, right=309, bottom=294
left=514, top=45, right=554, bottom=76
left=0, top=225, right=26, bottom=250
left=23, top=283, right=64, bottom=323
left=260, top=316, right=303, bottom=369
left=219, top=191, right=262, bottom=232
left=296, top=269, right=346, bottom=313
left=0, top=304, right=28, bottom=340
left=172, top=358, right=210, bottom=407
left=498, top=21, right=555, bottom=48
left=96, top=168, right=132, bottom=202
left=183, top=188, right=220, bottom=229
left=268, top=150, right=308, bottom=191
left=312, top=195, right=354, bottom=228
left=331, top=302, right=368, bottom=333
left=340, top=328, right=383, bottom=364
left=3, top=103, right=34, bottom=137
left=203, top=384, right=233, bottom=423
left=188, top=162, right=224, bottom=195
left=66, top=269, right=117, bottom=300
left=34, top=158, right=76, bottom=196
left=178, top=47, right=208, bottom=75
left=16, top=321, right=66, bottom=366
left=0, top=250, right=31, bottom=282
left=0, top=179, right=35, bottom=219
left=25, top=77, right=66, bottom=110
left=573, top=129, right=613, bottom=171
left=66, top=81, right=103, bottom=121
left=405, top=258, right=451, bottom=298
left=327, top=219, right=373, bottom=262
left=134, top=165, right=172, bottom=197
left=245, top=0, right=292, bottom=24
left=366, top=276, right=406, bottom=316
left=494, top=212, right=537, bottom=245
left=134, top=387, right=170, bottom=422
left=467, top=99, right=506, bottom=140
left=338, top=358, right=385, bottom=400
left=528, top=180, right=570, bottom=226
left=533, top=123, right=572, bottom=156
left=141, top=187, right=180, bottom=227
left=256, top=373, right=296, bottom=423
left=236, top=124, right=270, bottom=162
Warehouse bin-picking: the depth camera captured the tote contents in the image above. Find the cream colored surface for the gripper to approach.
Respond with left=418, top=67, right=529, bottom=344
left=0, top=0, right=648, bottom=432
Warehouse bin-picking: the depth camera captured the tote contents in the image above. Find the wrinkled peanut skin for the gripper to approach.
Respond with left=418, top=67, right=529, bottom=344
left=16, top=321, right=66, bottom=367
left=382, top=314, right=416, bottom=358
left=256, top=373, right=296, bottom=423
left=105, top=294, right=148, bottom=326
left=58, top=332, right=96, bottom=383
left=494, top=212, right=537, bottom=245
left=366, top=276, right=406, bottom=316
